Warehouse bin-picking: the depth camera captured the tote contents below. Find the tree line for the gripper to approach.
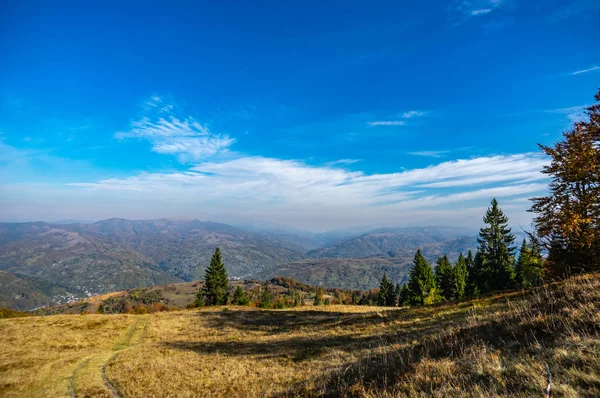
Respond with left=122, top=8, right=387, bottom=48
left=378, top=198, right=544, bottom=307
left=380, top=87, right=600, bottom=306
left=197, top=88, right=599, bottom=308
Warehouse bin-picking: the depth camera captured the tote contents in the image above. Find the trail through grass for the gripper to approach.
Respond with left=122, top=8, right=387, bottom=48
left=1, top=275, right=599, bottom=397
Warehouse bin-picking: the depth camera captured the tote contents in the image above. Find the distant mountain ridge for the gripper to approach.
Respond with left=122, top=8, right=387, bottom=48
left=0, top=219, right=480, bottom=310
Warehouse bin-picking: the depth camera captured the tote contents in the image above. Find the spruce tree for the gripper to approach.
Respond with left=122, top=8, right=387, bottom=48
left=199, top=247, right=229, bottom=306
left=435, top=255, right=453, bottom=300
left=407, top=249, right=437, bottom=305
left=450, top=253, right=468, bottom=300
left=258, top=281, right=272, bottom=308
left=231, top=285, right=249, bottom=305
left=476, top=199, right=516, bottom=291
left=314, top=287, right=325, bottom=305
left=386, top=280, right=397, bottom=307
left=377, top=272, right=393, bottom=306
left=515, top=239, right=545, bottom=288
left=398, top=284, right=410, bottom=306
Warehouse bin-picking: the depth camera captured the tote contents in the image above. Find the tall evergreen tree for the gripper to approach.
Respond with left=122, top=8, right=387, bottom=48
left=377, top=272, right=395, bottom=306
left=258, top=281, right=272, bottom=308
left=314, top=287, right=325, bottom=306
left=435, top=255, right=453, bottom=300
left=407, top=249, right=438, bottom=305
left=398, top=284, right=410, bottom=306
left=386, top=280, right=398, bottom=307
left=450, top=253, right=468, bottom=299
left=198, top=247, right=229, bottom=306
left=476, top=199, right=517, bottom=291
left=530, top=89, right=600, bottom=276
left=465, top=250, right=478, bottom=296
left=515, top=239, right=545, bottom=288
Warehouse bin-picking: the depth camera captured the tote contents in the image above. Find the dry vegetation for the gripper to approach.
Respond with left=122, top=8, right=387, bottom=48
left=1, top=274, right=599, bottom=397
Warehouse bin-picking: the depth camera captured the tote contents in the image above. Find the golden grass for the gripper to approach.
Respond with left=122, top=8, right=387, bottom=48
left=1, top=275, right=599, bottom=397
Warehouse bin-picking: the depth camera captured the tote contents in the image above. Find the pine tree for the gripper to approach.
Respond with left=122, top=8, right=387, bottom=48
left=258, top=281, right=272, bottom=308
left=515, top=239, right=545, bottom=288
left=530, top=89, right=600, bottom=276
left=314, top=287, right=325, bottom=306
left=407, top=249, right=437, bottom=305
left=198, top=247, right=229, bottom=306
left=398, top=284, right=410, bottom=306
left=377, top=272, right=394, bottom=306
left=386, top=280, right=398, bottom=307
left=465, top=250, right=478, bottom=296
left=476, top=199, right=516, bottom=292
left=435, top=255, right=453, bottom=300
left=231, top=285, right=249, bottom=305
left=450, top=253, right=468, bottom=299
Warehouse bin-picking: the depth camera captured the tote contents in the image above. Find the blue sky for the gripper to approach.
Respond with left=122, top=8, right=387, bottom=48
left=0, top=0, right=599, bottom=231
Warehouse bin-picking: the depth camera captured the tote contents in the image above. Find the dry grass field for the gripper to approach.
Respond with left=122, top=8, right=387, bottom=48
left=1, top=274, right=599, bottom=397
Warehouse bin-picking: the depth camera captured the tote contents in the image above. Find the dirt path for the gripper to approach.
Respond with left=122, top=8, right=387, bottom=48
left=69, top=316, right=149, bottom=398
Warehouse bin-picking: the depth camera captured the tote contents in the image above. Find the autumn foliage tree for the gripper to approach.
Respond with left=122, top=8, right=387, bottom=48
left=530, top=89, right=600, bottom=276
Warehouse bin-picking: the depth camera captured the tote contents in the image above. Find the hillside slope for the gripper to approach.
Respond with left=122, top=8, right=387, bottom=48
left=306, top=227, right=477, bottom=263
left=81, top=218, right=306, bottom=280
left=1, top=274, right=598, bottom=397
left=258, top=257, right=413, bottom=289
left=0, top=223, right=181, bottom=300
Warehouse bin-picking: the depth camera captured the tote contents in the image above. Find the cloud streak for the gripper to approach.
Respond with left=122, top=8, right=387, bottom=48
left=572, top=65, right=600, bottom=75
left=115, top=97, right=235, bottom=162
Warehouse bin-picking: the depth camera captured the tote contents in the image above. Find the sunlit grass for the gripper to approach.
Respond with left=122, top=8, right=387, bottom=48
left=1, top=275, right=599, bottom=397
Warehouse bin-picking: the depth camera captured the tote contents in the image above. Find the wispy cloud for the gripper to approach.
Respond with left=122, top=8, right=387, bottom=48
left=367, top=121, right=406, bottom=126
left=546, top=105, right=590, bottom=123
left=571, top=65, right=600, bottom=75
left=407, top=150, right=449, bottom=158
left=368, top=109, right=431, bottom=127
left=71, top=153, right=548, bottom=217
left=399, top=110, right=431, bottom=119
left=471, top=8, right=492, bottom=15
left=115, top=96, right=235, bottom=162
left=451, top=0, right=506, bottom=26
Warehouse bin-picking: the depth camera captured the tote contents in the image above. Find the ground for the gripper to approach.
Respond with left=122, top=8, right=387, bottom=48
left=1, top=274, right=599, bottom=397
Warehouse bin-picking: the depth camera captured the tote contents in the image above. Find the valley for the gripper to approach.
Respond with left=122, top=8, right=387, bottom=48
left=0, top=220, right=476, bottom=310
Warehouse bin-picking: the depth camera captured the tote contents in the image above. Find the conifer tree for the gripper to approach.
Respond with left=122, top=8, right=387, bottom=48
left=407, top=249, right=437, bottom=305
left=476, top=199, right=516, bottom=291
left=377, top=272, right=394, bottom=306
left=450, top=253, right=468, bottom=300
left=258, top=281, right=272, bottom=308
left=435, top=255, right=453, bottom=299
left=314, top=287, right=325, bottom=305
left=198, top=247, right=229, bottom=306
left=231, top=285, right=249, bottom=305
left=530, top=89, right=600, bottom=276
left=465, top=250, right=478, bottom=296
left=515, top=239, right=545, bottom=288
left=398, top=284, right=410, bottom=306
left=386, top=280, right=398, bottom=307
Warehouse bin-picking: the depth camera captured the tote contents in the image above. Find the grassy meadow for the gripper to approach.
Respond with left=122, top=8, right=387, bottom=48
left=1, top=274, right=599, bottom=397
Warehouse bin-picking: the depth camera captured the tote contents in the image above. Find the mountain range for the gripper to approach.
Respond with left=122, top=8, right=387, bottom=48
left=0, top=218, right=478, bottom=310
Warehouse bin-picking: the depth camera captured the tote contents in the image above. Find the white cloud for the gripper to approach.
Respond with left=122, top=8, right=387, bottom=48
left=471, top=8, right=492, bottom=15
left=367, top=121, right=406, bottom=126
left=571, top=65, right=600, bottom=75
left=70, top=153, right=548, bottom=222
left=400, top=110, right=430, bottom=119
left=407, top=150, right=449, bottom=158
left=546, top=105, right=590, bottom=124
left=115, top=98, right=235, bottom=162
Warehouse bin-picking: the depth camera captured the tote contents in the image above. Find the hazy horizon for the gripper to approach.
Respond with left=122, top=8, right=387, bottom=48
left=1, top=1, right=598, bottom=231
